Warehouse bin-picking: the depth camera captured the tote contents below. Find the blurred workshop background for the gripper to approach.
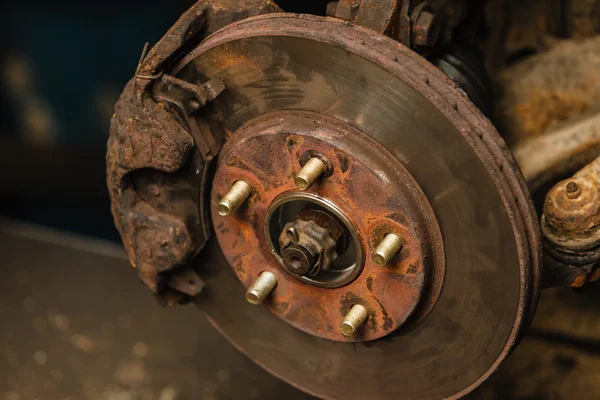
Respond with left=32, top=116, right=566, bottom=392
left=0, top=0, right=326, bottom=240
left=1, top=1, right=600, bottom=400
left=0, top=0, right=197, bottom=241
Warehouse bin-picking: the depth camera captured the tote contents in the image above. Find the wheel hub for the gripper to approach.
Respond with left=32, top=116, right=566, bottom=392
left=211, top=111, right=444, bottom=342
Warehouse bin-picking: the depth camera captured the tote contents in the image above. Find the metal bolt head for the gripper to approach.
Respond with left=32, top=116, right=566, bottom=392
left=246, top=271, right=278, bottom=305
left=281, top=245, right=316, bottom=276
left=566, top=181, right=581, bottom=199
left=373, top=233, right=403, bottom=266
left=326, top=1, right=338, bottom=16
left=295, top=158, right=327, bottom=190
left=340, top=304, right=369, bottom=336
left=218, top=181, right=252, bottom=216
left=413, top=11, right=440, bottom=47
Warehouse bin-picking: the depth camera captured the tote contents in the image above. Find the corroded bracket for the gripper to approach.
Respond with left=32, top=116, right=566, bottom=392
left=326, top=0, right=470, bottom=50
left=152, top=75, right=225, bottom=124
left=106, top=0, right=280, bottom=305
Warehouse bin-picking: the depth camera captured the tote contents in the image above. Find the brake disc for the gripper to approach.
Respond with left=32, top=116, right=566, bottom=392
left=165, top=14, right=541, bottom=399
left=108, top=10, right=542, bottom=400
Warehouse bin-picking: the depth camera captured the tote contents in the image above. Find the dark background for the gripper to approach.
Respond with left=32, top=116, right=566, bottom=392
left=0, top=0, right=196, bottom=240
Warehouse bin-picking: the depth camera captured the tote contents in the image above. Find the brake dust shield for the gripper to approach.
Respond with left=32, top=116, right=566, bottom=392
left=167, top=14, right=540, bottom=400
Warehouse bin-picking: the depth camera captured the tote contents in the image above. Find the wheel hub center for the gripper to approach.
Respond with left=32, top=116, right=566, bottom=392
left=278, top=209, right=346, bottom=278
left=266, top=192, right=363, bottom=288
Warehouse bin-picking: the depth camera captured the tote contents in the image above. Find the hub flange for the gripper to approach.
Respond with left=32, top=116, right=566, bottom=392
left=211, top=111, right=444, bottom=342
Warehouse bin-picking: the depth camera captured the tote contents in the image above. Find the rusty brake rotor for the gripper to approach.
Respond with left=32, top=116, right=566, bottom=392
left=107, top=7, right=542, bottom=399
left=163, top=13, right=542, bottom=400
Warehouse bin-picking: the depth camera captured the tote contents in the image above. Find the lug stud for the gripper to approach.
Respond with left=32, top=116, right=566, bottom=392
left=246, top=271, right=278, bottom=305
left=340, top=304, right=369, bottom=336
left=372, top=233, right=402, bottom=266
left=295, top=158, right=327, bottom=190
left=218, top=181, right=252, bottom=216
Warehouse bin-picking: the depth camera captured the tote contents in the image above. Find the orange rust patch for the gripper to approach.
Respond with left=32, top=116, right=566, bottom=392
left=571, top=274, right=587, bottom=288
left=513, top=87, right=592, bottom=137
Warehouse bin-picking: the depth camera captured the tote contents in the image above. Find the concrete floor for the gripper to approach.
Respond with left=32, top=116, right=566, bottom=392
left=2, top=218, right=600, bottom=400
left=0, top=220, right=311, bottom=400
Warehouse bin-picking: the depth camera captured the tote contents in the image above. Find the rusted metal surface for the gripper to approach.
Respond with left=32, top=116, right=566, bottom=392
left=500, top=37, right=600, bottom=192
left=498, top=39, right=600, bottom=144
left=107, top=79, right=199, bottom=295
left=411, top=2, right=440, bottom=47
left=211, top=111, right=441, bottom=342
left=543, top=156, right=600, bottom=251
left=327, top=0, right=402, bottom=38
left=325, top=0, right=468, bottom=49
left=106, top=0, right=281, bottom=300
left=514, top=112, right=600, bottom=192
left=152, top=75, right=225, bottom=124
left=542, top=156, right=600, bottom=288
left=485, top=0, right=600, bottom=201
left=173, top=13, right=542, bottom=399
left=492, top=10, right=600, bottom=289
left=134, top=0, right=281, bottom=90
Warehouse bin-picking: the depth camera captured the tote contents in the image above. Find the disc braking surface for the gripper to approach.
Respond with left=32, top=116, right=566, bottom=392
left=174, top=13, right=541, bottom=400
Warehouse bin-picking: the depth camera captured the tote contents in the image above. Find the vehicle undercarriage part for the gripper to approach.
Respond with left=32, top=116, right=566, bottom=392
left=106, top=0, right=599, bottom=399
left=541, top=156, right=600, bottom=288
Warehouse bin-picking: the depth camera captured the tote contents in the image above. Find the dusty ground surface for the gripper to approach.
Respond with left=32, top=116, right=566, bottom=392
left=0, top=220, right=311, bottom=400
left=2, top=218, right=600, bottom=400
